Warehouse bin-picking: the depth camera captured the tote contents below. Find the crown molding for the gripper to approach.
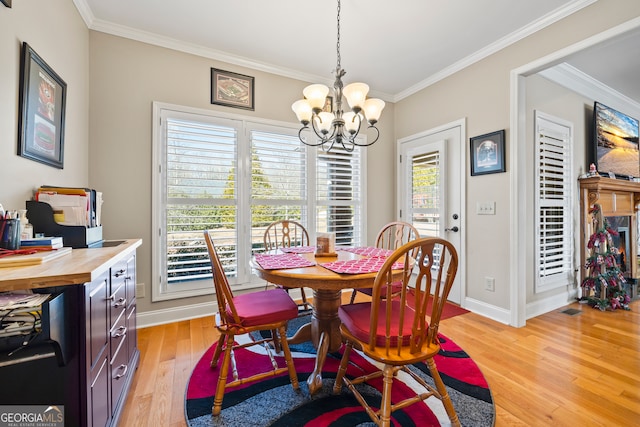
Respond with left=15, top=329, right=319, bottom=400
left=539, top=63, right=640, bottom=117
left=73, top=0, right=595, bottom=103
left=394, top=0, right=597, bottom=102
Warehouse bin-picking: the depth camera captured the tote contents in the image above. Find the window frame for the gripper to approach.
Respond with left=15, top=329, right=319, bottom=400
left=151, top=102, right=366, bottom=301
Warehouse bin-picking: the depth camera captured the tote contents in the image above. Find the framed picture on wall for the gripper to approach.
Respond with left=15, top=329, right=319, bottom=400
left=17, top=42, right=67, bottom=169
left=210, top=68, right=255, bottom=111
left=470, top=130, right=506, bottom=176
left=1, top=0, right=11, bottom=8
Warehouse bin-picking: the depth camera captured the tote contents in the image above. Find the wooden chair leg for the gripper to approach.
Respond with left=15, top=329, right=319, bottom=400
left=348, top=289, right=357, bottom=304
left=379, top=364, right=394, bottom=427
left=278, top=325, right=299, bottom=390
left=427, top=358, right=461, bottom=427
left=210, top=334, right=226, bottom=368
left=270, top=329, right=282, bottom=353
left=333, top=342, right=352, bottom=394
left=212, top=335, right=235, bottom=416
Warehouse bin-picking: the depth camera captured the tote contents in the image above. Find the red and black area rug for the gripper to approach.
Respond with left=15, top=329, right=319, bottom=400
left=185, top=316, right=493, bottom=427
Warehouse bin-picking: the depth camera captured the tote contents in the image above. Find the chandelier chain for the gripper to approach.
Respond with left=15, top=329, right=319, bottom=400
left=336, top=0, right=341, bottom=69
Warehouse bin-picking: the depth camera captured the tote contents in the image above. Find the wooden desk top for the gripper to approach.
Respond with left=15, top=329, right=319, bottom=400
left=253, top=250, right=381, bottom=291
left=0, top=239, right=142, bottom=291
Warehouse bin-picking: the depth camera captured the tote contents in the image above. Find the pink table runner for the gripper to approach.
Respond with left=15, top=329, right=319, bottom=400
left=320, top=257, right=404, bottom=274
left=338, top=246, right=394, bottom=257
left=254, top=253, right=316, bottom=270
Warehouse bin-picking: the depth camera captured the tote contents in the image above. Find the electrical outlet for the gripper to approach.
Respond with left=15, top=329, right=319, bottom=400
left=484, top=277, right=495, bottom=292
left=476, top=201, right=496, bottom=215
left=136, top=283, right=145, bottom=298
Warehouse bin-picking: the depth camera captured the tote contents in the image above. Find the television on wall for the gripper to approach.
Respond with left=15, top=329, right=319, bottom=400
left=592, top=101, right=640, bottom=178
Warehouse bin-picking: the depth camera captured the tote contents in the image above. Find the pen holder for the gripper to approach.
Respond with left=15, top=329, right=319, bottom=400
left=0, top=218, right=21, bottom=250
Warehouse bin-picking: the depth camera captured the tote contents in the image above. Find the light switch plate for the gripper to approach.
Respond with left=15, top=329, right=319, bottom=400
left=476, top=201, right=496, bottom=215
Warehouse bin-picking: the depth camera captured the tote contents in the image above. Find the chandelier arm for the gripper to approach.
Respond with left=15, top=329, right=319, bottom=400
left=352, top=125, right=381, bottom=147
left=298, top=125, right=326, bottom=147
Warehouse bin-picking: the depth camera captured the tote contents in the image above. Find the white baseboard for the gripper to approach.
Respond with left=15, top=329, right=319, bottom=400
left=463, top=297, right=511, bottom=325
left=136, top=287, right=312, bottom=329
left=525, top=289, right=579, bottom=320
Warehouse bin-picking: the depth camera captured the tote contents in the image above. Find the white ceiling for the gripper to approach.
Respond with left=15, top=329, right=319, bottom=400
left=76, top=0, right=639, bottom=104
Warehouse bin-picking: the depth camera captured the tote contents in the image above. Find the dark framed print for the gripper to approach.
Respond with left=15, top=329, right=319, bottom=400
left=210, top=68, right=255, bottom=110
left=18, top=42, right=66, bottom=169
left=470, top=130, right=506, bottom=176
left=323, top=96, right=333, bottom=113
left=1, top=0, right=11, bottom=8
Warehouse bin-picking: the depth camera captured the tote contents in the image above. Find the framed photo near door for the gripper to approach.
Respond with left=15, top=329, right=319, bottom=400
left=17, top=42, right=67, bottom=169
left=470, top=130, right=505, bottom=176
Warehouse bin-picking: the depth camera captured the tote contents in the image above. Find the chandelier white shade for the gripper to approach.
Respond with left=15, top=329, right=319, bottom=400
left=291, top=0, right=385, bottom=152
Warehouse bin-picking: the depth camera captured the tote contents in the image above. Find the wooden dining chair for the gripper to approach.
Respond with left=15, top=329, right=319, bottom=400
left=204, top=230, right=299, bottom=416
left=263, top=219, right=313, bottom=310
left=334, top=237, right=461, bottom=427
left=349, top=221, right=420, bottom=303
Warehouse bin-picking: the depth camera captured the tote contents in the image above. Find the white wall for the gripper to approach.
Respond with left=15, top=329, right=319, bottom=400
left=0, top=0, right=89, bottom=210
left=88, top=31, right=396, bottom=319
left=393, top=0, right=640, bottom=323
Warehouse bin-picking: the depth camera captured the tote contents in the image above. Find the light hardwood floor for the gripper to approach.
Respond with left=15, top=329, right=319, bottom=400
left=119, top=298, right=639, bottom=427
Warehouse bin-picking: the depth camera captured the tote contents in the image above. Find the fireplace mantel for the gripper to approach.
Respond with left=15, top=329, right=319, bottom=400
left=579, top=176, right=640, bottom=291
left=579, top=176, right=640, bottom=215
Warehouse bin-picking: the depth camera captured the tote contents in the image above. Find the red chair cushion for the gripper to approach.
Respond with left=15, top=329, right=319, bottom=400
left=339, top=300, right=424, bottom=347
left=228, top=289, right=298, bottom=327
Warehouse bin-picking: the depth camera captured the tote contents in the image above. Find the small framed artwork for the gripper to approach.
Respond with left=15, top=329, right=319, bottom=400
left=210, top=68, right=255, bottom=111
left=470, top=130, right=506, bottom=176
left=18, top=42, right=67, bottom=169
left=1, top=0, right=11, bottom=8
left=323, top=96, right=333, bottom=113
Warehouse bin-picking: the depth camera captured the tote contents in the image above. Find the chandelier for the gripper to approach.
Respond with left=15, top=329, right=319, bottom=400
left=291, top=0, right=385, bottom=152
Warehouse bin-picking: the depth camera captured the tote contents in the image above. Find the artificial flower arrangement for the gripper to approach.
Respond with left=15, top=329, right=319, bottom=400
left=580, top=204, right=631, bottom=311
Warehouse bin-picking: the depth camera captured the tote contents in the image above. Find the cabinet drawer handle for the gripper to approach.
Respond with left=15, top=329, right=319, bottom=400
left=112, top=326, right=127, bottom=338
left=114, top=269, right=126, bottom=278
left=114, top=364, right=128, bottom=379
left=114, top=297, right=127, bottom=308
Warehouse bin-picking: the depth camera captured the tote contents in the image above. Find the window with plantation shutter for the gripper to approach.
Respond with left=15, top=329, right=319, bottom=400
left=534, top=111, right=574, bottom=293
left=316, top=146, right=364, bottom=246
left=249, top=125, right=307, bottom=250
left=152, top=103, right=366, bottom=301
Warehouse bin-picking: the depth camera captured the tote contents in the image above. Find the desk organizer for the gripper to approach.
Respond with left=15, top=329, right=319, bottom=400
left=26, top=200, right=103, bottom=248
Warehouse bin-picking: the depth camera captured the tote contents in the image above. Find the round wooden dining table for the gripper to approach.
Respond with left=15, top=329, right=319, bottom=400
left=252, top=249, right=385, bottom=395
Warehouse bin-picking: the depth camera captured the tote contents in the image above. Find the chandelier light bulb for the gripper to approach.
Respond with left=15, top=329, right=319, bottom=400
left=342, top=82, right=369, bottom=112
left=363, top=98, right=385, bottom=124
left=314, top=112, right=335, bottom=134
left=303, top=84, right=330, bottom=112
left=292, top=99, right=313, bottom=125
left=342, top=112, right=360, bottom=134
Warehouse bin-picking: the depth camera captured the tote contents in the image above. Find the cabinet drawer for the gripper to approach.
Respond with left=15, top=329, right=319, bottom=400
left=109, top=283, right=127, bottom=324
left=111, top=259, right=128, bottom=289
left=111, top=335, right=129, bottom=414
left=110, top=309, right=127, bottom=359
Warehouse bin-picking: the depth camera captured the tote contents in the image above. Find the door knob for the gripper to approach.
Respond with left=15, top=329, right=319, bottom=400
left=445, top=226, right=459, bottom=232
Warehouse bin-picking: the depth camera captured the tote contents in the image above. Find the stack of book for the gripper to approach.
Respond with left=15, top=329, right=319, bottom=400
left=19, top=236, right=63, bottom=250
left=0, top=292, right=50, bottom=339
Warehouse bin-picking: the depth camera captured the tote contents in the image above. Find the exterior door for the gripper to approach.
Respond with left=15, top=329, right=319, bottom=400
left=397, top=120, right=465, bottom=305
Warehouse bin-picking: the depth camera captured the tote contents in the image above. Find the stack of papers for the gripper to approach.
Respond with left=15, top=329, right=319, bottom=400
left=0, top=292, right=50, bottom=338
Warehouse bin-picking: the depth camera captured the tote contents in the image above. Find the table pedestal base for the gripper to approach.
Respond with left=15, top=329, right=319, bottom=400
left=287, top=288, right=343, bottom=395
